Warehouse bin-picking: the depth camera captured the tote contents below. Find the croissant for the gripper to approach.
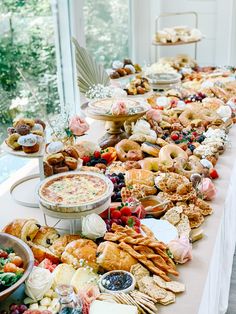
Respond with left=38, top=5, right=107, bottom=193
left=3, top=219, right=41, bottom=242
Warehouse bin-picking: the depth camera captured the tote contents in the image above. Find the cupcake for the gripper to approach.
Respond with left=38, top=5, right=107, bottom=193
left=18, top=134, right=40, bottom=154
left=15, top=124, right=31, bottom=135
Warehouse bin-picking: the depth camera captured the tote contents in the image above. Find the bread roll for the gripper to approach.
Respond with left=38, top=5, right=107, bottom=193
left=49, top=234, right=81, bottom=257
left=33, top=227, right=60, bottom=247
left=97, top=241, right=137, bottom=272
left=61, top=239, right=98, bottom=271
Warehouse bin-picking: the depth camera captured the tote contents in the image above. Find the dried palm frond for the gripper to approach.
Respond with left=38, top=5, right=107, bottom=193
left=72, top=37, right=110, bottom=95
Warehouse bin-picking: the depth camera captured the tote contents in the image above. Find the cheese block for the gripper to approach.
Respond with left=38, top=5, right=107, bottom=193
left=70, top=267, right=99, bottom=292
left=89, top=300, right=138, bottom=314
left=52, top=263, right=76, bottom=288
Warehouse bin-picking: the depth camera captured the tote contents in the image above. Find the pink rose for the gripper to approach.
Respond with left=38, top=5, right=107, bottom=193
left=111, top=101, right=127, bottom=116
left=168, top=236, right=192, bottom=264
left=69, top=116, right=89, bottom=136
left=146, top=109, right=162, bottom=123
left=198, top=177, right=216, bottom=201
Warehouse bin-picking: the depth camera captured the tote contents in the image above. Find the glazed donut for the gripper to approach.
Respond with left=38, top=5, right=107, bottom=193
left=115, top=139, right=143, bottom=162
left=138, top=157, right=159, bottom=171
left=159, top=144, right=188, bottom=168
left=6, top=133, right=21, bottom=150
left=179, top=109, right=203, bottom=127
left=31, top=130, right=44, bottom=137
left=64, top=156, right=78, bottom=170
left=174, top=155, right=204, bottom=179
left=141, top=142, right=160, bottom=157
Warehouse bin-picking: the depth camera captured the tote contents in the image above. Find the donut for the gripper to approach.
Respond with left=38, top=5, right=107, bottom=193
left=32, top=123, right=44, bottom=132
left=64, top=146, right=80, bottom=159
left=13, top=118, right=35, bottom=128
left=7, top=127, right=16, bottom=135
left=123, top=161, right=141, bottom=170
left=141, top=142, right=160, bottom=157
left=46, top=153, right=65, bottom=165
left=202, top=98, right=224, bottom=110
left=202, top=109, right=219, bottom=122
left=15, top=124, right=31, bottom=135
left=174, top=155, right=204, bottom=179
left=6, top=133, right=21, bottom=150
left=138, top=157, right=159, bottom=171
left=31, top=130, right=44, bottom=137
left=64, top=156, right=78, bottom=170
left=179, top=109, right=203, bottom=127
left=115, top=139, right=143, bottom=162
left=159, top=144, right=188, bottom=167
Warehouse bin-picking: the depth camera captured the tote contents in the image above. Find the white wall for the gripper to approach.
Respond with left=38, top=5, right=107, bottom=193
left=132, top=0, right=236, bottom=66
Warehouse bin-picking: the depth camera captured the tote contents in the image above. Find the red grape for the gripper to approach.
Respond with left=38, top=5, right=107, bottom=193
left=18, top=305, right=28, bottom=313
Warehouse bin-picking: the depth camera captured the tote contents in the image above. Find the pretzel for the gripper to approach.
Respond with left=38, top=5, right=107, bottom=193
left=141, top=224, right=155, bottom=238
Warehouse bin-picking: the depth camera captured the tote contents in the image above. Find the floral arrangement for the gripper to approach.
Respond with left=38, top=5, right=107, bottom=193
left=49, top=105, right=89, bottom=144
left=85, top=84, right=127, bottom=100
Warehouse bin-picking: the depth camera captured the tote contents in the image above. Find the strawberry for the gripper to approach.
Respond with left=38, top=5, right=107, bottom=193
left=82, top=156, right=90, bottom=164
left=171, top=133, right=179, bottom=141
left=121, top=216, right=129, bottom=225
left=101, top=152, right=112, bottom=164
left=134, top=226, right=141, bottom=233
left=111, top=210, right=121, bottom=219
left=94, top=150, right=101, bottom=158
left=209, top=168, right=219, bottom=179
left=120, top=206, right=132, bottom=217
left=100, top=209, right=109, bottom=219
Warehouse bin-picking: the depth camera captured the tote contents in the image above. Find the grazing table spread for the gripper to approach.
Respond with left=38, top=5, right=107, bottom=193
left=1, top=55, right=236, bottom=314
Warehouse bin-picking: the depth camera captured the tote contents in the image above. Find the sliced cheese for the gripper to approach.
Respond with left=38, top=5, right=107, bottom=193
left=89, top=300, right=138, bottom=314
left=70, top=267, right=99, bottom=292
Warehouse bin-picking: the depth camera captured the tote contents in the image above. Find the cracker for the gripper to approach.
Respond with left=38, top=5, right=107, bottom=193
left=158, top=290, right=176, bottom=305
left=138, top=276, right=167, bottom=300
left=161, top=206, right=183, bottom=225
left=176, top=214, right=191, bottom=237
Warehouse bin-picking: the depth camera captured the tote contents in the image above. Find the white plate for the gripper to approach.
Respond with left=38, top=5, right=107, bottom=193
left=141, top=218, right=178, bottom=244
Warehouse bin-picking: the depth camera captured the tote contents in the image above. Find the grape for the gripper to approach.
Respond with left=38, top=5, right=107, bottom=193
left=118, top=183, right=125, bottom=189
left=11, top=310, right=20, bottom=314
left=110, top=177, right=117, bottom=184
left=9, top=305, right=18, bottom=311
left=18, top=305, right=27, bottom=313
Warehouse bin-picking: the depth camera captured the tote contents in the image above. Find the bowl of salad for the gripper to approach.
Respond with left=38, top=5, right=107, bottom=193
left=0, top=232, right=34, bottom=301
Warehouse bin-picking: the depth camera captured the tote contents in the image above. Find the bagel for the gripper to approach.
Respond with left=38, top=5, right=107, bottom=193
left=141, top=142, right=160, bottom=157
left=115, top=139, right=143, bottom=162
left=202, top=109, right=220, bottom=122
left=159, top=144, right=188, bottom=168
left=174, top=155, right=204, bottom=179
left=6, top=133, right=22, bottom=150
left=138, top=158, right=159, bottom=171
left=179, top=109, right=203, bottom=127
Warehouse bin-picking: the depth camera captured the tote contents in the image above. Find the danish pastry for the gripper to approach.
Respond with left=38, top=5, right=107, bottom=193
left=33, top=226, right=60, bottom=247
left=49, top=234, right=81, bottom=257
left=64, top=156, right=78, bottom=170
left=5, top=133, right=21, bottom=150
left=3, top=219, right=41, bottom=242
left=46, top=153, right=64, bottom=165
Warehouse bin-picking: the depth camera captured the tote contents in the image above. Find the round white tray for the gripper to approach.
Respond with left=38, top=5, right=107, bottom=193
left=1, top=141, right=45, bottom=158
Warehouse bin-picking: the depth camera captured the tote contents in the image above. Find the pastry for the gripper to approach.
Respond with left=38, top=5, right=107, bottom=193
left=159, top=144, right=188, bottom=168
left=115, top=139, right=143, bottom=162
left=49, top=234, right=81, bottom=257
left=64, top=146, right=80, bottom=159
left=13, top=118, right=35, bottom=128
left=17, top=134, right=40, bottom=154
left=46, top=141, right=64, bottom=154
left=141, top=142, right=160, bottom=157
left=31, top=130, right=44, bottom=137
left=61, top=239, right=98, bottom=270
left=64, top=156, right=78, bottom=170
left=15, top=124, right=31, bottom=135
left=5, top=133, right=22, bottom=150
left=3, top=219, right=41, bottom=242
left=46, top=153, right=64, bottom=165
left=34, top=118, right=46, bottom=130
left=125, top=169, right=155, bottom=187
left=53, top=164, right=70, bottom=174
left=96, top=241, right=138, bottom=272
left=7, top=127, right=16, bottom=135
left=33, top=226, right=60, bottom=247
left=43, top=161, right=54, bottom=177
left=30, top=242, right=60, bottom=263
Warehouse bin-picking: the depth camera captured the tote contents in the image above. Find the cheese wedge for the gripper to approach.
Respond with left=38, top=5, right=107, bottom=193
left=52, top=263, right=75, bottom=288
left=70, top=267, right=99, bottom=292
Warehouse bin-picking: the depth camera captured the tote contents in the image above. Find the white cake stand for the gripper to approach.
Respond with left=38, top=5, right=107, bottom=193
left=1, top=142, right=45, bottom=208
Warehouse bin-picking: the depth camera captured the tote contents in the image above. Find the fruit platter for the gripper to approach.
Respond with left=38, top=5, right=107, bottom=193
left=1, top=61, right=236, bottom=314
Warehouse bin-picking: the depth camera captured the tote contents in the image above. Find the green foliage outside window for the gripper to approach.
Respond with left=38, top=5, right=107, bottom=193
left=83, top=0, right=130, bottom=68
left=0, top=0, right=60, bottom=142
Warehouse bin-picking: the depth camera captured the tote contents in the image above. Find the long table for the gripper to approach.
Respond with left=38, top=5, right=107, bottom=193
left=1, top=121, right=236, bottom=313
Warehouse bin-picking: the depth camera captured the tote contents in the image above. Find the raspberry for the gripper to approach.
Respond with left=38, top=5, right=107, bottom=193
left=82, top=156, right=90, bottom=164
left=94, top=150, right=101, bottom=158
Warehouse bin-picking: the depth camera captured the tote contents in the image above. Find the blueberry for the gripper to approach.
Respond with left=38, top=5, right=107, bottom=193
left=162, top=135, right=167, bottom=140
left=175, top=140, right=181, bottom=144
left=198, top=135, right=205, bottom=143
left=99, top=158, right=107, bottom=165
left=90, top=160, right=98, bottom=166
left=188, top=144, right=195, bottom=152
left=118, top=173, right=124, bottom=180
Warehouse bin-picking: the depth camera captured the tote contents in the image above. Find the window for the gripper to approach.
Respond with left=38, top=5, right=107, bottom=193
left=0, top=0, right=60, bottom=144
left=83, top=0, right=130, bottom=68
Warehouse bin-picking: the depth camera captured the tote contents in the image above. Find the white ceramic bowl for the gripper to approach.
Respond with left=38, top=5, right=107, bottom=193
left=99, top=270, right=136, bottom=294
